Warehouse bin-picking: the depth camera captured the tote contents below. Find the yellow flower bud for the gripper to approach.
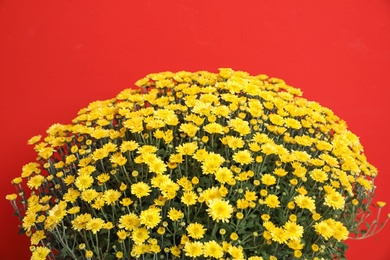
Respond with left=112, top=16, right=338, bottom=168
left=85, top=250, right=93, bottom=258
left=377, top=201, right=386, bottom=208
left=294, top=250, right=302, bottom=258
left=261, top=214, right=270, bottom=221
left=230, top=232, right=239, bottom=241
left=236, top=212, right=244, bottom=220
left=191, top=177, right=199, bottom=185
left=312, top=213, right=321, bottom=221
left=157, top=227, right=166, bottom=235
left=5, top=194, right=17, bottom=201
left=116, top=251, right=123, bottom=259
left=260, top=189, right=268, bottom=197
left=289, top=214, right=297, bottom=222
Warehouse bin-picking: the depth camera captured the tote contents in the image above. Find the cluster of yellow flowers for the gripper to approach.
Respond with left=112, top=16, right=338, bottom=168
left=7, top=68, right=387, bottom=260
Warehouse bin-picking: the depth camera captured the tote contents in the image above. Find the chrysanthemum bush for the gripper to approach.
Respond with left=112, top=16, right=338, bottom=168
left=7, top=68, right=388, bottom=260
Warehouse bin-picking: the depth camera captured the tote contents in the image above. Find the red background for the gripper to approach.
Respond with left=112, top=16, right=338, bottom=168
left=1, top=1, right=389, bottom=259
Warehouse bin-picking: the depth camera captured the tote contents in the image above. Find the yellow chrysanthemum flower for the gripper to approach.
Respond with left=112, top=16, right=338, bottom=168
left=203, top=240, right=224, bottom=258
left=139, top=207, right=161, bottom=229
left=206, top=199, right=233, bottom=223
left=119, top=213, right=140, bottom=231
left=131, top=182, right=151, bottom=198
left=186, top=222, right=206, bottom=239
left=184, top=241, right=203, bottom=258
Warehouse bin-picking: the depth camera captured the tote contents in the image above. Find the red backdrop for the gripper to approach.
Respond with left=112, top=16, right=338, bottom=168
left=1, top=1, right=389, bottom=259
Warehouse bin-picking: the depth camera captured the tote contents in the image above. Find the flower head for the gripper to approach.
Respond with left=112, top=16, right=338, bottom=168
left=139, top=207, right=161, bottom=229
left=186, top=222, right=206, bottom=239
left=206, top=199, right=233, bottom=223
